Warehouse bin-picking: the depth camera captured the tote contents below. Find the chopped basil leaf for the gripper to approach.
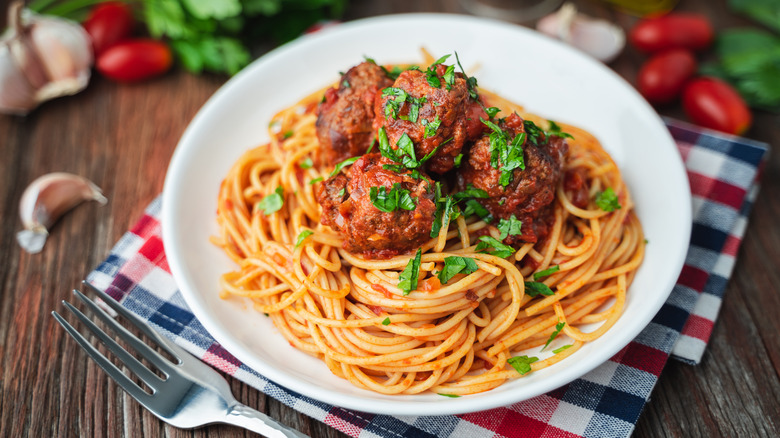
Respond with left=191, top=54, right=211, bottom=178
left=497, top=215, right=523, bottom=240
left=596, top=188, right=621, bottom=212
left=553, top=344, right=572, bottom=354
left=524, top=281, right=554, bottom=297
left=547, top=120, right=574, bottom=139
left=438, top=256, right=479, bottom=284
left=533, top=265, right=560, bottom=280
left=295, top=230, right=314, bottom=249
left=329, top=156, right=359, bottom=177
left=542, top=321, right=566, bottom=351
left=438, top=393, right=461, bottom=398
left=370, top=183, right=416, bottom=213
left=507, top=355, right=538, bottom=375
left=257, top=187, right=284, bottom=215
left=382, top=317, right=391, bottom=326
left=475, top=236, right=515, bottom=258
left=485, top=107, right=501, bottom=119
left=309, top=177, right=323, bottom=185
left=398, top=248, right=422, bottom=295
left=299, top=157, right=313, bottom=169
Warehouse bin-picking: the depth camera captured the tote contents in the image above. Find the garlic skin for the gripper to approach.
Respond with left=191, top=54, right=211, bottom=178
left=17, top=172, right=107, bottom=254
left=537, top=3, right=626, bottom=63
left=0, top=1, right=93, bottom=115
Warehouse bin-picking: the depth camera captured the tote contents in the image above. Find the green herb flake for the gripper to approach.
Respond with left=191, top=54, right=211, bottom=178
left=547, top=120, right=574, bottom=140
left=443, top=64, right=456, bottom=90
left=430, top=184, right=459, bottom=238
left=382, top=317, right=391, bottom=326
left=424, top=115, right=442, bottom=138
left=454, top=51, right=479, bottom=100
left=507, top=355, right=539, bottom=375
left=453, top=184, right=490, bottom=200
left=475, top=236, right=515, bottom=258
left=485, top=107, right=501, bottom=119
left=295, top=230, right=314, bottom=249
left=454, top=154, right=463, bottom=167
left=438, top=256, right=479, bottom=284
left=309, top=177, right=324, bottom=185
left=533, top=265, right=560, bottom=280
left=299, top=157, right=313, bottom=169
left=497, top=215, right=523, bottom=240
left=438, top=393, right=461, bottom=398
left=283, top=131, right=294, bottom=139
left=553, top=344, right=572, bottom=354
left=337, top=188, right=346, bottom=197
left=596, top=188, right=621, bottom=212
left=398, top=248, right=422, bottom=295
left=257, top=187, right=284, bottom=215
left=524, top=281, right=555, bottom=298
left=329, top=156, right=360, bottom=177
left=542, top=321, right=566, bottom=351
left=463, top=199, right=492, bottom=222
left=481, top=117, right=526, bottom=187
left=370, top=183, right=416, bottom=213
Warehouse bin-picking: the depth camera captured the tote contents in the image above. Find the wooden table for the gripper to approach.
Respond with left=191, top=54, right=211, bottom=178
left=1, top=0, right=778, bottom=436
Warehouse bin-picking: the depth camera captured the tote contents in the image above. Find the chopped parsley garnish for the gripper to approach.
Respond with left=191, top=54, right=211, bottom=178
left=524, top=281, right=555, bottom=297
left=423, top=115, right=442, bottom=138
left=337, top=188, right=346, bottom=197
left=533, top=265, right=560, bottom=280
left=382, top=87, right=426, bottom=122
left=453, top=184, right=490, bottom=200
left=425, top=54, right=451, bottom=88
left=295, top=230, right=314, bottom=249
left=257, top=187, right=284, bottom=215
left=438, top=256, right=479, bottom=284
left=341, top=78, right=350, bottom=88
left=369, top=183, right=416, bottom=213
left=475, top=236, right=515, bottom=258
left=329, top=156, right=360, bottom=177
left=438, top=393, right=461, bottom=398
left=309, top=177, right=323, bottom=185
left=430, top=183, right=459, bottom=238
left=485, top=107, right=501, bottom=119
left=398, top=248, right=422, bottom=295
left=382, top=317, right=391, bottom=326
left=507, top=355, right=538, bottom=375
left=497, top=215, right=523, bottom=240
left=443, top=64, right=456, bottom=90
left=553, top=344, right=572, bottom=354
left=524, top=120, right=546, bottom=146
left=454, top=154, right=463, bottom=167
left=547, top=120, right=574, bottom=140
left=378, top=127, right=437, bottom=176
left=454, top=51, right=479, bottom=100
left=462, top=199, right=492, bottom=222
left=299, top=157, right=313, bottom=169
left=542, top=321, right=566, bottom=351
left=283, top=131, right=294, bottom=139
left=481, top=117, right=526, bottom=187
left=596, top=188, right=621, bottom=212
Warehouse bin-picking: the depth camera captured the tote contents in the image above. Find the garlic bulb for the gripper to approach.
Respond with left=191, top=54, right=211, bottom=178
left=17, top=172, right=107, bottom=254
left=0, top=1, right=93, bottom=115
left=537, top=3, right=626, bottom=63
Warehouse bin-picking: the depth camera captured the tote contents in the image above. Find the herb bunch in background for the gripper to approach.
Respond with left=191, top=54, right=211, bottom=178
left=28, top=0, right=348, bottom=76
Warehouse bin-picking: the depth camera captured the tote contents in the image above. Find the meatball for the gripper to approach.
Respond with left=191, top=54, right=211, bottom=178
left=316, top=62, right=393, bottom=166
left=316, top=153, right=437, bottom=259
left=373, top=65, right=483, bottom=174
left=458, top=113, right=569, bottom=244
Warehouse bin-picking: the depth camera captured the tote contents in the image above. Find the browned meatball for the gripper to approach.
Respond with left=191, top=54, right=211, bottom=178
left=458, top=113, right=569, bottom=244
left=316, top=153, right=436, bottom=259
left=373, top=65, right=482, bottom=174
left=316, top=62, right=393, bottom=166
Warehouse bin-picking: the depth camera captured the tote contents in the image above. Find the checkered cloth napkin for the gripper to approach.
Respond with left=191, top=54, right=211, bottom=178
left=86, top=119, right=767, bottom=438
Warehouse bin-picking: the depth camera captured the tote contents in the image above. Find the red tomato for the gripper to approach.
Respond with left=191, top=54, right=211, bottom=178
left=97, top=39, right=173, bottom=82
left=82, top=2, right=135, bottom=56
left=682, top=77, right=752, bottom=135
left=638, top=49, right=697, bottom=104
left=630, top=13, right=713, bottom=53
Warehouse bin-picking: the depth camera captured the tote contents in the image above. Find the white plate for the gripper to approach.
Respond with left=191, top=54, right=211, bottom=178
left=162, top=13, right=691, bottom=416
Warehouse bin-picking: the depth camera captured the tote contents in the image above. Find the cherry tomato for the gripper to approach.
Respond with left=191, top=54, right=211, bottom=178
left=630, top=13, right=713, bottom=53
left=96, top=39, right=173, bottom=82
left=682, top=77, right=752, bottom=135
left=82, top=2, right=135, bottom=56
left=638, top=49, right=697, bottom=104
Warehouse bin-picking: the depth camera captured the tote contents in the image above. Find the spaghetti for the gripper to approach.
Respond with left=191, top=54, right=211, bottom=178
left=213, top=60, right=644, bottom=396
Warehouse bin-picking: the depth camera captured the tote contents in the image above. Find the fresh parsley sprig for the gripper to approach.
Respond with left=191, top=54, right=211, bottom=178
left=398, top=248, right=422, bottom=295
left=438, top=256, right=479, bottom=284
left=370, top=183, right=417, bottom=213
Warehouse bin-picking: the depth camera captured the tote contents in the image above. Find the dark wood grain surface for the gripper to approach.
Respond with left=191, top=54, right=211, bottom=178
left=1, top=0, right=778, bottom=437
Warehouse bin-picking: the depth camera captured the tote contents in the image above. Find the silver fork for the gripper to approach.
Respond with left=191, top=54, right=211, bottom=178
left=52, top=282, right=309, bottom=438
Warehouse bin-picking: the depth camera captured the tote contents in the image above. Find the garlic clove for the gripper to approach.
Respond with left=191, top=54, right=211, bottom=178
left=537, top=3, right=626, bottom=63
left=16, top=172, right=107, bottom=254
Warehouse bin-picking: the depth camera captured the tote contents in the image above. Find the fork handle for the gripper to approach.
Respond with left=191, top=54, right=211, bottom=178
left=224, top=403, right=310, bottom=438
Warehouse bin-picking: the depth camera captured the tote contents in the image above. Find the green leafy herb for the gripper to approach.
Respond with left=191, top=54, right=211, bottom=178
left=283, top=131, right=294, bottom=139
left=553, top=344, right=572, bottom=354
left=547, top=120, right=574, bottom=140
left=329, top=156, right=359, bottom=177
left=596, top=188, right=621, bottom=212
left=430, top=185, right=458, bottom=238
left=425, top=54, right=451, bottom=88
left=497, top=215, right=523, bottom=240
left=453, top=185, right=490, bottom=200
left=524, top=120, right=545, bottom=146
left=382, top=317, right=391, bottom=326
left=438, top=393, right=461, bottom=398
left=257, top=187, right=284, bottom=215
left=463, top=200, right=491, bottom=222
left=309, top=177, right=323, bottom=185
left=481, top=118, right=526, bottom=187
left=369, top=183, right=417, bottom=213
left=454, top=51, right=479, bottom=100
left=475, top=236, right=515, bottom=258
left=524, top=281, right=555, bottom=297
left=454, top=154, right=463, bottom=167
left=485, top=107, right=501, bottom=119
left=382, top=87, right=409, bottom=119
left=423, top=115, right=442, bottom=138
left=438, top=256, right=479, bottom=284
left=295, top=230, right=314, bottom=248
left=729, top=0, right=780, bottom=33
left=443, top=64, right=456, bottom=90
left=507, top=355, right=539, bottom=375
left=337, top=188, right=346, bottom=197
left=542, top=321, right=566, bottom=351
left=398, top=248, right=422, bottom=295
left=299, top=157, right=313, bottom=169
left=533, top=265, right=560, bottom=280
